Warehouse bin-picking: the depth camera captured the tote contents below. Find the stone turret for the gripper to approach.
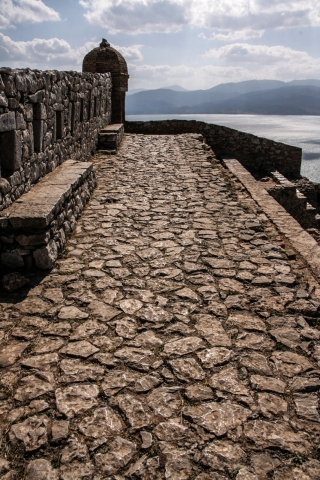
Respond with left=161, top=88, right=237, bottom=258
left=82, top=39, right=129, bottom=124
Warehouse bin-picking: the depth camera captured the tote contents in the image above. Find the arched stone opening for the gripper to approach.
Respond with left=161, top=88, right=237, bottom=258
left=82, top=39, right=129, bottom=124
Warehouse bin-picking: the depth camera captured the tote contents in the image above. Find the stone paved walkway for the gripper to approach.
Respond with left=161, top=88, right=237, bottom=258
left=1, top=134, right=320, bottom=479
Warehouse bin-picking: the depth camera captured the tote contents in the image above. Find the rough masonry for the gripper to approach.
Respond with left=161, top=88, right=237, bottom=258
left=0, top=68, right=111, bottom=211
left=0, top=133, right=319, bottom=479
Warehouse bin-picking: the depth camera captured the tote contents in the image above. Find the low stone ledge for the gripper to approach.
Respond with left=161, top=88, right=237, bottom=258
left=0, top=159, right=96, bottom=270
left=223, top=158, right=320, bottom=279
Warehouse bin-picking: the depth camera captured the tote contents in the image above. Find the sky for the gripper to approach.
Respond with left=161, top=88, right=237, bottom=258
left=0, top=0, right=320, bottom=91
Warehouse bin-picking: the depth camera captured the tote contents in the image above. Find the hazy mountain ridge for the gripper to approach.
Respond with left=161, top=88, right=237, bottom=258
left=128, top=84, right=188, bottom=95
left=126, top=79, right=320, bottom=115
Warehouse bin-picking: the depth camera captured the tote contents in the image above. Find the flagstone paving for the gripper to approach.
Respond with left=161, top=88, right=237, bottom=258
left=1, top=133, right=320, bottom=479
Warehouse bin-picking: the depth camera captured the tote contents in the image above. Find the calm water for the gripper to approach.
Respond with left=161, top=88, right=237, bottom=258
left=126, top=114, right=320, bottom=183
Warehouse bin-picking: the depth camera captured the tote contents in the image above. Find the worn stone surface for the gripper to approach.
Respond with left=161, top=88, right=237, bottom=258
left=244, top=420, right=311, bottom=453
left=78, top=406, right=124, bottom=438
left=14, top=372, right=54, bottom=401
left=184, top=402, right=251, bottom=435
left=1, top=133, right=320, bottom=478
left=25, top=459, right=58, bottom=480
left=95, top=436, right=136, bottom=475
left=55, top=384, right=99, bottom=418
left=201, top=440, right=246, bottom=473
left=9, top=414, right=49, bottom=451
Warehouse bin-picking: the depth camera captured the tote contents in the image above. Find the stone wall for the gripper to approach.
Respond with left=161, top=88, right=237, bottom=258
left=267, top=184, right=319, bottom=230
left=125, top=120, right=302, bottom=179
left=294, top=178, right=320, bottom=212
left=0, top=68, right=112, bottom=211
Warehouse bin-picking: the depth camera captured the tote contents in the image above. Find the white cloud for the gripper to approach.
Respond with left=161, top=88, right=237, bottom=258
left=202, top=43, right=320, bottom=86
left=0, top=0, right=60, bottom=29
left=204, top=43, right=316, bottom=65
left=128, top=62, right=256, bottom=90
left=114, top=44, right=144, bottom=62
left=80, top=0, right=190, bottom=34
left=79, top=0, right=320, bottom=36
left=0, top=33, right=143, bottom=70
left=210, top=30, right=264, bottom=41
left=129, top=40, right=320, bottom=89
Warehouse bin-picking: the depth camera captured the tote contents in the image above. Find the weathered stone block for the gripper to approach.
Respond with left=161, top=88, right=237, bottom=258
left=29, top=90, right=45, bottom=103
left=8, top=98, right=19, bottom=109
left=16, top=73, right=28, bottom=92
left=0, top=93, right=8, bottom=107
left=0, top=112, right=16, bottom=132
left=33, top=239, right=58, bottom=269
left=1, top=250, right=25, bottom=268
left=16, top=231, right=50, bottom=246
left=2, top=74, right=16, bottom=97
left=0, top=178, right=10, bottom=195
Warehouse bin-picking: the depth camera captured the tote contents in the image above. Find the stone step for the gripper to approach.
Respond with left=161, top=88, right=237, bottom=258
left=100, top=124, right=124, bottom=134
left=98, top=123, right=124, bottom=150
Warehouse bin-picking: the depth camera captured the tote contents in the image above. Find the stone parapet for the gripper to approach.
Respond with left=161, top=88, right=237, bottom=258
left=125, top=119, right=302, bottom=179
left=0, top=68, right=111, bottom=211
left=223, top=157, right=320, bottom=279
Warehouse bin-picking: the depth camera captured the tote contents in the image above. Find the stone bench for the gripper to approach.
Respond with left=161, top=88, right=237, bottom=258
left=0, top=159, right=96, bottom=270
left=98, top=123, right=124, bottom=151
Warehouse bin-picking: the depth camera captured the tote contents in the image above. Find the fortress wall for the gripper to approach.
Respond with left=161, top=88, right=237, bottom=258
left=0, top=68, right=112, bottom=211
left=125, top=119, right=302, bottom=179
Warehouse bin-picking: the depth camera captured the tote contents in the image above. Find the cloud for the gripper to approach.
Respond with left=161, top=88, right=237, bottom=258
left=128, top=40, right=320, bottom=90
left=0, top=0, right=60, bottom=29
left=202, top=43, right=320, bottom=86
left=128, top=62, right=269, bottom=90
left=127, top=62, right=264, bottom=90
left=80, top=0, right=190, bottom=34
left=204, top=43, right=316, bottom=65
left=210, top=30, right=264, bottom=42
left=115, top=44, right=144, bottom=62
left=0, top=33, right=143, bottom=70
left=79, top=0, right=320, bottom=36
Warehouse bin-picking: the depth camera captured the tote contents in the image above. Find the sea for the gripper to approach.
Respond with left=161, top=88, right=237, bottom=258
left=126, top=114, right=320, bottom=183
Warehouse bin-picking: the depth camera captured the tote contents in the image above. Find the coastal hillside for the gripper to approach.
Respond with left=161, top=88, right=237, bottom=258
left=126, top=79, right=320, bottom=115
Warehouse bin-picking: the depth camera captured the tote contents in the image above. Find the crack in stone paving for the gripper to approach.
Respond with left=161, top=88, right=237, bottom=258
left=1, top=133, right=320, bottom=479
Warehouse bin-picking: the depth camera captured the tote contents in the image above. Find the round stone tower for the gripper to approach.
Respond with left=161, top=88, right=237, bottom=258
left=82, top=39, right=129, bottom=124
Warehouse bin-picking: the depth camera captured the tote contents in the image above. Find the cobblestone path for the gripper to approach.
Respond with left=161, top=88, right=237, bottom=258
left=1, top=134, right=320, bottom=479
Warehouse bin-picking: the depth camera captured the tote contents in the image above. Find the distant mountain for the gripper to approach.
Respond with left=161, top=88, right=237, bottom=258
left=126, top=79, right=320, bottom=115
left=127, top=88, right=147, bottom=95
left=162, top=85, right=189, bottom=91
left=288, top=79, right=320, bottom=88
left=128, top=84, right=188, bottom=95
left=178, top=86, right=320, bottom=115
left=127, top=80, right=286, bottom=113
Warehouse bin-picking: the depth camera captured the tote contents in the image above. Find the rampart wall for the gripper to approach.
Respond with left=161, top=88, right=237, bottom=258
left=0, top=68, right=112, bottom=211
left=125, top=119, right=302, bottom=179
